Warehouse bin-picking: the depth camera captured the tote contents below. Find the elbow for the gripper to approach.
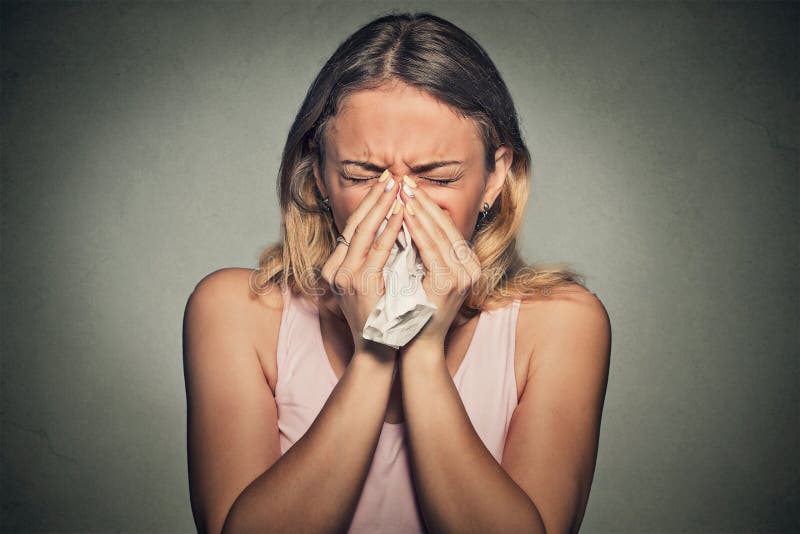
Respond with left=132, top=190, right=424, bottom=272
left=219, top=503, right=239, bottom=534
left=521, top=497, right=549, bottom=534
left=218, top=498, right=268, bottom=534
left=191, top=503, right=231, bottom=534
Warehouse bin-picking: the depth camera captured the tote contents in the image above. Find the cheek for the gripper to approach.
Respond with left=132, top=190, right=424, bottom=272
left=332, top=187, right=368, bottom=229
left=426, top=192, right=476, bottom=239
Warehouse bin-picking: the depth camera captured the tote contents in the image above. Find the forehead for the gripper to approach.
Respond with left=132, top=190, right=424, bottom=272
left=325, top=83, right=483, bottom=163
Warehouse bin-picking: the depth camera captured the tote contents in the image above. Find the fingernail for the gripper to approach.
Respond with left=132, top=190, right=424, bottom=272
left=406, top=201, right=416, bottom=215
left=402, top=175, right=417, bottom=188
left=402, top=183, right=415, bottom=197
left=384, top=177, right=396, bottom=192
left=393, top=201, right=403, bottom=214
left=378, top=169, right=391, bottom=182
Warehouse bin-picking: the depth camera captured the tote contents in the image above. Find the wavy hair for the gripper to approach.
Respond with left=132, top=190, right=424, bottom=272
left=250, top=11, right=586, bottom=317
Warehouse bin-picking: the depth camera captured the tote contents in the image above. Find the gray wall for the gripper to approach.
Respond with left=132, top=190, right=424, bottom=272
left=2, top=2, right=797, bottom=532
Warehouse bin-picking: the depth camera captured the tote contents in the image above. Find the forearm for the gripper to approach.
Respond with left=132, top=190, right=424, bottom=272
left=400, top=341, right=545, bottom=533
left=223, top=344, right=397, bottom=534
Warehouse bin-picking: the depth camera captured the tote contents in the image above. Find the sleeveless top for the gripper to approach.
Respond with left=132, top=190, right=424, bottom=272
left=274, top=285, right=521, bottom=533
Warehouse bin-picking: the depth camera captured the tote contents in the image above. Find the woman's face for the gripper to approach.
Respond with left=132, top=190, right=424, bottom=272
left=313, top=81, right=512, bottom=241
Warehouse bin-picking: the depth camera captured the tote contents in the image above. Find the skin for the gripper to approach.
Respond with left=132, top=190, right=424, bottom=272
left=184, top=79, right=610, bottom=533
left=305, top=81, right=557, bottom=532
left=312, top=79, right=513, bottom=352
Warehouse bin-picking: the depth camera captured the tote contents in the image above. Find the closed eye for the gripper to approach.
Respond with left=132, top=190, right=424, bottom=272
left=339, top=172, right=459, bottom=185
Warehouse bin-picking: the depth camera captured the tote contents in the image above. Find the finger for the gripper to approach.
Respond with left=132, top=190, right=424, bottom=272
left=403, top=205, right=464, bottom=297
left=401, top=179, right=478, bottom=263
left=336, top=169, right=393, bottom=247
left=324, top=170, right=393, bottom=275
left=338, top=175, right=401, bottom=271
left=400, top=182, right=477, bottom=282
left=401, top=180, right=482, bottom=280
left=397, top=191, right=451, bottom=283
left=363, top=202, right=404, bottom=271
left=322, top=169, right=392, bottom=279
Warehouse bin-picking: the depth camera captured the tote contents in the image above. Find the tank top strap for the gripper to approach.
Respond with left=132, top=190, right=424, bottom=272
left=275, top=284, right=293, bottom=373
left=508, top=299, right=521, bottom=396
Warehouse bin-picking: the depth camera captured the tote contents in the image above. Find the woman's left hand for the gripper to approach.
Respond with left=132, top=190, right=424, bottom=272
left=398, top=176, right=482, bottom=349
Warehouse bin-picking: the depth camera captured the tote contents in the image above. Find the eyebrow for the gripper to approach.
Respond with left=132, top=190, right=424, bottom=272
left=340, top=160, right=463, bottom=173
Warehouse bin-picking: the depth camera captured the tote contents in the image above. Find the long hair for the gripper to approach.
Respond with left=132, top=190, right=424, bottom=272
left=250, top=11, right=585, bottom=317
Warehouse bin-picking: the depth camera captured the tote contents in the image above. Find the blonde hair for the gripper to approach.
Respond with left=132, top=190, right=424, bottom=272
left=250, top=12, right=586, bottom=317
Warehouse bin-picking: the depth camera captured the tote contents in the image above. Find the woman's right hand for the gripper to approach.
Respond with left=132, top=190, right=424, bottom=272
left=320, top=170, right=404, bottom=353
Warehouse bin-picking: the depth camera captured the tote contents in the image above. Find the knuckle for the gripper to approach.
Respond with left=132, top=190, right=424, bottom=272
left=352, top=268, right=369, bottom=292
left=321, top=263, right=335, bottom=284
left=452, top=240, right=474, bottom=262
left=371, top=237, right=388, bottom=253
left=332, top=270, right=352, bottom=290
left=457, top=272, right=473, bottom=292
left=469, top=269, right=481, bottom=285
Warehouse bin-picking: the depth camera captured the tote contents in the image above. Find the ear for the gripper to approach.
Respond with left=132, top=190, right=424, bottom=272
left=312, top=155, right=328, bottom=198
left=483, top=146, right=513, bottom=206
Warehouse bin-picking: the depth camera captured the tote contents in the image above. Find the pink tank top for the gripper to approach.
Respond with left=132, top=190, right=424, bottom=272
left=274, top=285, right=520, bottom=532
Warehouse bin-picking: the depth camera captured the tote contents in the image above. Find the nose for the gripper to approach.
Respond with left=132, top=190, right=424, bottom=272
left=387, top=165, right=411, bottom=180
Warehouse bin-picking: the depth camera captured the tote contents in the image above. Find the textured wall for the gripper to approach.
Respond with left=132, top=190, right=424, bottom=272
left=1, top=2, right=797, bottom=532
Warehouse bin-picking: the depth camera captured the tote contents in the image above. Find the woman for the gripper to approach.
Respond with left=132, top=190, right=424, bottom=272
left=183, top=11, right=611, bottom=534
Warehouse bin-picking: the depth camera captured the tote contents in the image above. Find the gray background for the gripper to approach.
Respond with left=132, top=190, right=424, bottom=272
left=1, top=1, right=797, bottom=532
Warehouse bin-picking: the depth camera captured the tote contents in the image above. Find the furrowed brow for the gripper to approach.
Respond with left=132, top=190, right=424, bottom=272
left=340, top=160, right=463, bottom=173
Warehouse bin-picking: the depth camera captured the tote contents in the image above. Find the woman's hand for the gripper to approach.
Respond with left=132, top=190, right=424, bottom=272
left=320, top=170, right=405, bottom=353
left=398, top=176, right=482, bottom=349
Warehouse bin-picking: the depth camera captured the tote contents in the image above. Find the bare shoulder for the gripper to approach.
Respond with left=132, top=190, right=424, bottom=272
left=517, top=282, right=607, bottom=316
left=187, top=267, right=284, bottom=390
left=516, top=283, right=611, bottom=373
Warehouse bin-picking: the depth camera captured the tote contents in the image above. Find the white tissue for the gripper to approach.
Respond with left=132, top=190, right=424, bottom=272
left=361, top=195, right=437, bottom=348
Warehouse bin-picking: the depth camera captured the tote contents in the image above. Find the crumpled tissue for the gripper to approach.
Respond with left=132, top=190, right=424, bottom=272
left=361, top=195, right=437, bottom=348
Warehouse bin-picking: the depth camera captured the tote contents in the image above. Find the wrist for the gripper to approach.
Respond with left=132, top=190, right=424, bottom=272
left=400, top=337, right=445, bottom=366
left=354, top=337, right=398, bottom=365
left=403, top=335, right=445, bottom=354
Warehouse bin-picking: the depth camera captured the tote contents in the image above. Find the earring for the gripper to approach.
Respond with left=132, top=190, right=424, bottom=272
left=479, top=201, right=490, bottom=221
left=322, top=196, right=332, bottom=214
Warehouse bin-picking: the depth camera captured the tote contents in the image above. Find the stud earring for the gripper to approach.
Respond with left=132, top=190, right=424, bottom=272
left=322, top=196, right=332, bottom=214
left=475, top=201, right=492, bottom=231
left=479, top=201, right=490, bottom=221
